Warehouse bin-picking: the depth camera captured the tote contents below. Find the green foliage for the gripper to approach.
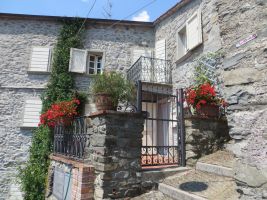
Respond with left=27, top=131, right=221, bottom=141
left=91, top=72, right=135, bottom=106
left=19, top=19, right=85, bottom=200
left=42, top=18, right=85, bottom=112
left=18, top=126, right=52, bottom=200
left=193, top=51, right=223, bottom=86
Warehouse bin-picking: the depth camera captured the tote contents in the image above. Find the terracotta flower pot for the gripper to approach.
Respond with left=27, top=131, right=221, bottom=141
left=94, top=93, right=116, bottom=111
left=196, top=104, right=219, bottom=118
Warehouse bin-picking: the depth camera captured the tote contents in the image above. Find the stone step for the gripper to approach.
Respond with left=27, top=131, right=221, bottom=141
left=195, top=150, right=235, bottom=177
left=158, top=183, right=206, bottom=200
left=196, top=162, right=234, bottom=177
left=159, top=170, right=239, bottom=200
left=141, top=166, right=189, bottom=181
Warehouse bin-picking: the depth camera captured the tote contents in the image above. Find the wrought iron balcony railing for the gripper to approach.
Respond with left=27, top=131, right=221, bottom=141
left=127, top=57, right=172, bottom=84
left=53, top=117, right=88, bottom=159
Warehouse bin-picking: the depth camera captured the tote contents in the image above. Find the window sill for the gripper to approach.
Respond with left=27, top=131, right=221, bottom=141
left=27, top=71, right=50, bottom=75
left=20, top=125, right=37, bottom=129
left=175, top=51, right=192, bottom=65
left=175, top=43, right=202, bottom=65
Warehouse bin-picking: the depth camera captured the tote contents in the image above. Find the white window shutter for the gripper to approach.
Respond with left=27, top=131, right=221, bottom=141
left=132, top=49, right=152, bottom=82
left=155, top=39, right=166, bottom=60
left=29, top=47, right=51, bottom=72
left=132, top=49, right=152, bottom=65
left=155, top=39, right=167, bottom=83
left=186, top=9, right=202, bottom=50
left=22, top=98, right=42, bottom=127
left=69, top=48, right=87, bottom=73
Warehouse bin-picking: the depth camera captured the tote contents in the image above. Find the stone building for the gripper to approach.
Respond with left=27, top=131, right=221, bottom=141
left=0, top=0, right=266, bottom=199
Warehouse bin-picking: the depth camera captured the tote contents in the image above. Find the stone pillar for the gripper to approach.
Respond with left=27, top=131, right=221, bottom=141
left=185, top=116, right=230, bottom=166
left=84, top=111, right=145, bottom=199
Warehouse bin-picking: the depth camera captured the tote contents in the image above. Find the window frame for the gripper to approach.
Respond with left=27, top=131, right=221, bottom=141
left=176, top=8, right=202, bottom=63
left=87, top=51, right=104, bottom=75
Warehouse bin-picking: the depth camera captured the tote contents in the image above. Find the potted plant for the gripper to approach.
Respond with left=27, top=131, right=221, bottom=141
left=91, top=71, right=135, bottom=111
left=185, top=82, right=227, bottom=118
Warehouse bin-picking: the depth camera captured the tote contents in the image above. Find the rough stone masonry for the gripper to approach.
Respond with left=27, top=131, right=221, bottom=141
left=217, top=0, right=267, bottom=199
left=84, top=111, right=145, bottom=199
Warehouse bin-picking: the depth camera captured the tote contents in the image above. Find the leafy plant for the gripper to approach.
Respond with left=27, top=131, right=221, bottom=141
left=193, top=51, right=223, bottom=86
left=18, top=126, right=51, bottom=200
left=19, top=18, right=85, bottom=200
left=91, top=72, right=135, bottom=106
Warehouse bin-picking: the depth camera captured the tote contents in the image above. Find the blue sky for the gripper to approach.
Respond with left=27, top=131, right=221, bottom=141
left=0, top=0, right=179, bottom=22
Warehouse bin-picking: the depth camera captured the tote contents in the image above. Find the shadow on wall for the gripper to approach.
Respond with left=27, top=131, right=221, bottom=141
left=185, top=117, right=231, bottom=165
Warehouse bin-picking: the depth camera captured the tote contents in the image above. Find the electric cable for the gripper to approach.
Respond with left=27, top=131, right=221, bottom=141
left=76, top=0, right=97, bottom=36
left=107, top=0, right=156, bottom=28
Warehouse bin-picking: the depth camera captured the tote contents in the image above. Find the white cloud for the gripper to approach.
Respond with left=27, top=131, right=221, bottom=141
left=81, top=0, right=89, bottom=3
left=132, top=10, right=150, bottom=22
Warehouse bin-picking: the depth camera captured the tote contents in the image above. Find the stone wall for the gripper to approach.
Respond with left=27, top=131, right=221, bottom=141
left=84, top=111, right=145, bottom=199
left=0, top=17, right=153, bottom=199
left=185, top=116, right=230, bottom=166
left=217, top=0, right=267, bottom=199
left=154, top=0, right=222, bottom=89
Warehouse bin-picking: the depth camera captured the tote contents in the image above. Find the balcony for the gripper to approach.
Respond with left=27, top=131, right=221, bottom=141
left=127, top=57, right=172, bottom=84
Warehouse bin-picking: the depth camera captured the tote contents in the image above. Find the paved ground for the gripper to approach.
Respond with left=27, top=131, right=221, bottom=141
left=198, top=150, right=235, bottom=168
left=163, top=170, right=239, bottom=200
left=131, top=190, right=173, bottom=200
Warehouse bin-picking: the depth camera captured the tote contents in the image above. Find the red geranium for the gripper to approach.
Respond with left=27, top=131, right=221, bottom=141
left=39, top=99, right=80, bottom=127
left=185, top=83, right=227, bottom=110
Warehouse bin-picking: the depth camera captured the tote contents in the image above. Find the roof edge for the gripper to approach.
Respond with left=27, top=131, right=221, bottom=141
left=153, top=0, right=191, bottom=25
left=0, top=13, right=154, bottom=27
left=0, top=1, right=192, bottom=27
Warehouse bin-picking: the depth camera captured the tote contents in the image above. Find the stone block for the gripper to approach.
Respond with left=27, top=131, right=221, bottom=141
left=235, top=161, right=267, bottom=188
left=223, top=68, right=263, bottom=86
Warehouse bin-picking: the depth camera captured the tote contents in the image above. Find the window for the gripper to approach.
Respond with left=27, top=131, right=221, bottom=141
left=28, top=47, right=52, bottom=72
left=177, top=9, right=202, bottom=60
left=22, top=98, right=42, bottom=128
left=69, top=48, right=104, bottom=75
left=87, top=53, right=103, bottom=75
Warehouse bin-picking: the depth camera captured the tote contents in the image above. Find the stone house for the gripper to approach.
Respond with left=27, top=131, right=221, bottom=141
left=0, top=0, right=266, bottom=199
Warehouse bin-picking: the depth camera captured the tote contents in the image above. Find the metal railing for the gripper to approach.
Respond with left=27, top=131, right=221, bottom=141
left=127, top=57, right=172, bottom=84
left=136, top=81, right=186, bottom=167
left=53, top=117, right=88, bottom=159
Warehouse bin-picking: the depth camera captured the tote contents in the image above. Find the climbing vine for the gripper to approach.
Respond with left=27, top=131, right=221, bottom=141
left=193, top=51, right=224, bottom=95
left=19, top=18, right=85, bottom=200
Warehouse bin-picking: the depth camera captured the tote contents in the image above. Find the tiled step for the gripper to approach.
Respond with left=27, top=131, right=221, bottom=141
left=159, top=170, right=239, bottom=200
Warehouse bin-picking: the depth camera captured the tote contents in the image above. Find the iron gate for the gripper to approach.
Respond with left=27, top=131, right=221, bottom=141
left=137, top=81, right=186, bottom=167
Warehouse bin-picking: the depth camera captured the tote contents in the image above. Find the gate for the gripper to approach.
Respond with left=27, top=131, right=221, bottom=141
left=136, top=81, right=186, bottom=167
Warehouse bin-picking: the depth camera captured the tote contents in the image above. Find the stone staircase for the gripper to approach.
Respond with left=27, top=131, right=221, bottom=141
left=134, top=150, right=240, bottom=200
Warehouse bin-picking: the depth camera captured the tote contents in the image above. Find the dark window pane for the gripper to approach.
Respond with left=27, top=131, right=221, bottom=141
left=90, top=56, right=95, bottom=62
left=97, top=56, right=102, bottom=62
left=89, top=68, right=95, bottom=74
left=89, top=62, right=95, bottom=69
